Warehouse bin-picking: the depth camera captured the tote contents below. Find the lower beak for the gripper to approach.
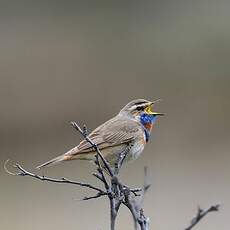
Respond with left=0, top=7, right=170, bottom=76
left=154, top=112, right=165, bottom=116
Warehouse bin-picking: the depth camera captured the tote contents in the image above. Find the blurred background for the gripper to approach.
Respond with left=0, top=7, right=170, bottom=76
left=0, top=0, right=230, bottom=229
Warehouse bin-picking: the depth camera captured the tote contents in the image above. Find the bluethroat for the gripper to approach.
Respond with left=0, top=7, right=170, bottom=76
left=36, top=99, right=164, bottom=169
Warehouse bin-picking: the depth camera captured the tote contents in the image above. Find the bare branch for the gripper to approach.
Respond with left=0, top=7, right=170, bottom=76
left=70, top=121, right=114, bottom=177
left=94, top=153, right=110, bottom=190
left=185, top=204, right=220, bottom=230
left=4, top=160, right=105, bottom=194
left=122, top=167, right=151, bottom=230
left=123, top=192, right=139, bottom=230
left=82, top=192, right=108, bottom=201
left=6, top=121, right=220, bottom=230
left=138, top=166, right=151, bottom=208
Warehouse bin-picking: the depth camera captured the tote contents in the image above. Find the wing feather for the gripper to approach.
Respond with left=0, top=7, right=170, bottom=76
left=74, top=116, right=140, bottom=154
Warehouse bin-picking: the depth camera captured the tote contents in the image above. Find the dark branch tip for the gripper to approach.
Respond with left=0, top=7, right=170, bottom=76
left=210, top=204, right=220, bottom=211
left=70, top=121, right=75, bottom=126
left=144, top=184, right=151, bottom=191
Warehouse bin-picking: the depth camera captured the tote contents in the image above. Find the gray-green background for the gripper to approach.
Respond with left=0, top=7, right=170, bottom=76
left=0, top=1, right=230, bottom=229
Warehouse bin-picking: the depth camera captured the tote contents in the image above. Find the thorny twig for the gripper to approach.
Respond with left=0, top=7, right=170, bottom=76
left=5, top=122, right=220, bottom=230
left=185, top=204, right=220, bottom=230
left=4, top=159, right=105, bottom=194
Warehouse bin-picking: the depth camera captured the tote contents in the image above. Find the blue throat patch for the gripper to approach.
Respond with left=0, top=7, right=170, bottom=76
left=140, top=113, right=157, bottom=142
left=140, top=113, right=157, bottom=125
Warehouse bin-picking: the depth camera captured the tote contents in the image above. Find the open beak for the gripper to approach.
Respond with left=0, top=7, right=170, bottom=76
left=145, top=99, right=164, bottom=116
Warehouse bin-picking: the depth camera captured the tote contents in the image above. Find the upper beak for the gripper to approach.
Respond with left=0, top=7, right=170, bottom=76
left=150, top=99, right=162, bottom=105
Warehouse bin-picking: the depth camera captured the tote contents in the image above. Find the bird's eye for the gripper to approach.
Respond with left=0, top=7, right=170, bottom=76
left=136, top=106, right=143, bottom=111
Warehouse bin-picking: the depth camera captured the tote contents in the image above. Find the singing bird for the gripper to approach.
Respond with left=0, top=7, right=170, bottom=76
left=36, top=99, right=164, bottom=169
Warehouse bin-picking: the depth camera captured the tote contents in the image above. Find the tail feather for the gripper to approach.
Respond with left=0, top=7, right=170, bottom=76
left=36, top=155, right=71, bottom=169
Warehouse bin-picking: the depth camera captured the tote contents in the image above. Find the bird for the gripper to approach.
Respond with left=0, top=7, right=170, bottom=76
left=36, top=99, right=164, bottom=169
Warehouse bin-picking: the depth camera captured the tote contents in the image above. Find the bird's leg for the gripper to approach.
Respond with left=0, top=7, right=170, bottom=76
left=82, top=124, right=88, bottom=136
left=114, top=146, right=130, bottom=175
